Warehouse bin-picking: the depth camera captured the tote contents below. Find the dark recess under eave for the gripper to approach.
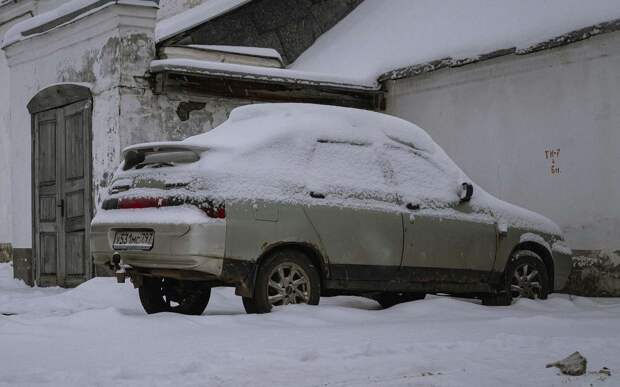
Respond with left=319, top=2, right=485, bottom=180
left=151, top=71, right=385, bottom=111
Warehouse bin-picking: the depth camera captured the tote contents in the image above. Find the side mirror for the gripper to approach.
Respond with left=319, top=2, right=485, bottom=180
left=459, top=182, right=474, bottom=203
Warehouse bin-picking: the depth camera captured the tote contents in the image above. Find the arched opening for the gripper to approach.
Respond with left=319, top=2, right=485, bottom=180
left=28, top=84, right=93, bottom=287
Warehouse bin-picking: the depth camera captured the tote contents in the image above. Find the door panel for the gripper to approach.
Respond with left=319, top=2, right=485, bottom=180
left=61, top=101, right=91, bottom=285
left=304, top=205, right=403, bottom=281
left=65, top=232, right=85, bottom=276
left=33, top=99, right=92, bottom=287
left=401, top=206, right=497, bottom=283
left=39, top=233, right=57, bottom=275
left=34, top=110, right=60, bottom=285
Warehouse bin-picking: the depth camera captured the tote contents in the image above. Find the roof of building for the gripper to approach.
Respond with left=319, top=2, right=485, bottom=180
left=155, top=0, right=250, bottom=43
left=291, top=0, right=620, bottom=84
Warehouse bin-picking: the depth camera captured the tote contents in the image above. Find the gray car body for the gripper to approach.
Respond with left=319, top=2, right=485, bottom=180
left=91, top=104, right=572, bottom=298
left=92, top=192, right=572, bottom=297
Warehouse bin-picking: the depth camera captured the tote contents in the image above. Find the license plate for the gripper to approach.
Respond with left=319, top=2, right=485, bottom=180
left=113, top=230, right=154, bottom=251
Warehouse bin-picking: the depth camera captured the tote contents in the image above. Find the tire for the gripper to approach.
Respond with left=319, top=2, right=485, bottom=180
left=243, top=249, right=321, bottom=314
left=482, top=250, right=550, bottom=306
left=138, top=277, right=211, bottom=315
left=376, top=292, right=425, bottom=309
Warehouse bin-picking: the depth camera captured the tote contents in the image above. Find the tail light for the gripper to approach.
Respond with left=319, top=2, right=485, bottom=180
left=202, top=203, right=226, bottom=219
left=102, top=196, right=225, bottom=219
left=118, top=197, right=168, bottom=209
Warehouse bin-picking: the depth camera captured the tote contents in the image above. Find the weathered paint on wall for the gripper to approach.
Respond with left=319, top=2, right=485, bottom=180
left=3, top=2, right=157, bottom=248
left=3, top=1, right=252, bottom=253
left=385, top=31, right=620, bottom=253
left=0, top=0, right=70, bottom=249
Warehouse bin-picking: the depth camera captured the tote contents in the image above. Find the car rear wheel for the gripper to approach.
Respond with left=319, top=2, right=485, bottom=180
left=482, top=250, right=550, bottom=306
left=138, top=277, right=211, bottom=315
left=243, top=249, right=320, bottom=314
left=375, top=292, right=425, bottom=309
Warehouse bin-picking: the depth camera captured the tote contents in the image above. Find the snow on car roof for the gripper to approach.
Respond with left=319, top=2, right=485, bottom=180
left=291, top=0, right=620, bottom=85
left=183, top=103, right=438, bottom=153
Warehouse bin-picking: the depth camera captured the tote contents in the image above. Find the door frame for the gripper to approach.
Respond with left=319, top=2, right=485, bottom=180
left=28, top=84, right=93, bottom=286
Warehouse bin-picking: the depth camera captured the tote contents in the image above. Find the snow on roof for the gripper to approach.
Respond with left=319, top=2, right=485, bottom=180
left=155, top=0, right=250, bottom=43
left=150, top=58, right=379, bottom=90
left=183, top=103, right=438, bottom=153
left=1, top=0, right=157, bottom=48
left=291, top=0, right=620, bottom=84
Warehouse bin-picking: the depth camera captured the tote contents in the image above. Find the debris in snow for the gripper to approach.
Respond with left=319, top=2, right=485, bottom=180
left=594, top=367, right=612, bottom=380
left=546, top=351, right=587, bottom=376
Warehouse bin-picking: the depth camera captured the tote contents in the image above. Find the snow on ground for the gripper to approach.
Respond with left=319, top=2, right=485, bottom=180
left=292, top=0, right=620, bottom=84
left=1, top=262, right=619, bottom=387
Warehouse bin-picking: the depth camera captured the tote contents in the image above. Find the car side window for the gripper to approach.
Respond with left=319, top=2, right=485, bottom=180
left=382, top=144, right=459, bottom=207
left=306, top=141, right=397, bottom=204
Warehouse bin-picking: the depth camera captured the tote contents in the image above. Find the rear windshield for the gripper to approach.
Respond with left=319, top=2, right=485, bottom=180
left=123, top=149, right=200, bottom=170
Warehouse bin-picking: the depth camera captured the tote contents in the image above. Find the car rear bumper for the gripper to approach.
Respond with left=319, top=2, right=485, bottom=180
left=90, top=209, right=226, bottom=277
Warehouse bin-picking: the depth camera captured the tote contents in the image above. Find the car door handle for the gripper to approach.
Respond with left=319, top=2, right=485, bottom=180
left=406, top=203, right=420, bottom=210
left=309, top=192, right=325, bottom=199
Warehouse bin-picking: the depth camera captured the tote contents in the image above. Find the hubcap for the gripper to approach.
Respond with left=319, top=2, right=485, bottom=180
left=510, top=263, right=542, bottom=299
left=267, top=262, right=310, bottom=306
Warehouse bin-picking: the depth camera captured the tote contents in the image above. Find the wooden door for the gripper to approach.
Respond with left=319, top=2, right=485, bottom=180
left=33, top=100, right=92, bottom=287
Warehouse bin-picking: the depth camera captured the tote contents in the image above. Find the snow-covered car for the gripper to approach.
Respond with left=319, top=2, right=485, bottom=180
left=90, top=103, right=573, bottom=315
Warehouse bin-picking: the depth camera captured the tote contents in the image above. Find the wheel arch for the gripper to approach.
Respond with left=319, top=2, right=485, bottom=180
left=509, top=241, right=555, bottom=290
left=257, top=242, right=328, bottom=281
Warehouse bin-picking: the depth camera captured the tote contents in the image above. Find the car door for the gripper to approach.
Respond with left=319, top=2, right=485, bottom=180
left=401, top=204, right=497, bottom=284
left=383, top=144, right=497, bottom=284
left=302, top=140, right=403, bottom=282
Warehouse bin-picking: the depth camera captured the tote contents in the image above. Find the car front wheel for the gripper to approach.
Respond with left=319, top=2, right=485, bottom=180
left=138, top=277, right=211, bottom=315
left=243, top=249, right=320, bottom=314
left=482, top=250, right=550, bottom=306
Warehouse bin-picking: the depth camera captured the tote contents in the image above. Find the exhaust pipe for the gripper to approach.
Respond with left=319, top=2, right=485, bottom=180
left=111, top=252, right=126, bottom=283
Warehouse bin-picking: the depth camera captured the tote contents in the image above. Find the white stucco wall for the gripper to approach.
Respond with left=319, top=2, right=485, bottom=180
left=0, top=29, right=14, bottom=245
left=386, top=31, right=620, bottom=251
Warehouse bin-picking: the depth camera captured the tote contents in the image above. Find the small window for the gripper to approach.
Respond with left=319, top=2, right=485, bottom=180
left=383, top=144, right=459, bottom=206
left=306, top=141, right=396, bottom=203
left=123, top=149, right=200, bottom=170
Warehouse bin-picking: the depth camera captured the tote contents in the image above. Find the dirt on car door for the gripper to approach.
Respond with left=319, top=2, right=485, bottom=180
left=303, top=205, right=403, bottom=281
left=401, top=204, right=497, bottom=284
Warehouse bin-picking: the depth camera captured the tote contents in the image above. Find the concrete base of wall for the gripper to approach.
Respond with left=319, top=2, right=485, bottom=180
left=12, top=248, right=33, bottom=286
left=0, top=243, right=11, bottom=263
left=564, top=250, right=620, bottom=297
